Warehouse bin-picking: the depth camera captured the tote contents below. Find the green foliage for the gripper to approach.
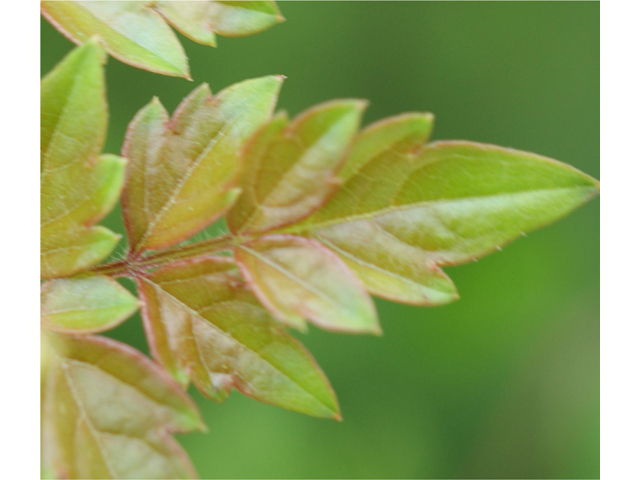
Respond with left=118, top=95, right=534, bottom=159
left=41, top=8, right=599, bottom=478
left=41, top=40, right=125, bottom=279
left=41, top=1, right=282, bottom=78
left=42, top=333, right=203, bottom=478
left=41, top=275, right=139, bottom=333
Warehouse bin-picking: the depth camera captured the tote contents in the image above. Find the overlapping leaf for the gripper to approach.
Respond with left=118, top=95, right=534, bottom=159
left=235, top=235, right=380, bottom=334
left=155, top=1, right=283, bottom=46
left=227, top=100, right=366, bottom=235
left=136, top=257, right=340, bottom=419
left=280, top=114, right=599, bottom=304
left=41, top=275, right=139, bottom=333
left=42, top=333, right=203, bottom=479
left=41, top=41, right=125, bottom=279
left=122, top=76, right=283, bottom=253
left=42, top=1, right=283, bottom=78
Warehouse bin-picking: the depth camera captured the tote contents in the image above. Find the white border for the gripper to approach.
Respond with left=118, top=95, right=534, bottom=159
left=2, top=0, right=630, bottom=478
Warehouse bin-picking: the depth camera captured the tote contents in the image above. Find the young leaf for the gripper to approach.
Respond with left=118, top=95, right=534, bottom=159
left=285, top=122, right=599, bottom=304
left=122, top=76, right=283, bottom=254
left=234, top=235, right=380, bottom=334
left=42, top=1, right=190, bottom=78
left=42, top=1, right=284, bottom=77
left=42, top=333, right=203, bottom=479
left=227, top=100, right=367, bottom=235
left=41, top=41, right=125, bottom=278
left=41, top=275, right=139, bottom=334
left=137, top=257, right=340, bottom=419
left=155, top=1, right=284, bottom=46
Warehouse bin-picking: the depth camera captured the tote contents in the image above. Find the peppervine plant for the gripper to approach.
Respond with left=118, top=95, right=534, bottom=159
left=41, top=2, right=599, bottom=479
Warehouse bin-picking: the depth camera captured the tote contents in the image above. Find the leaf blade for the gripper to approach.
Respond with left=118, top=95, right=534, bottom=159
left=41, top=42, right=124, bottom=278
left=235, top=235, right=380, bottom=334
left=41, top=276, right=140, bottom=334
left=227, top=100, right=367, bottom=235
left=285, top=122, right=599, bottom=304
left=137, top=257, right=340, bottom=419
left=42, top=333, right=203, bottom=479
left=41, top=1, right=190, bottom=78
left=122, top=76, right=283, bottom=253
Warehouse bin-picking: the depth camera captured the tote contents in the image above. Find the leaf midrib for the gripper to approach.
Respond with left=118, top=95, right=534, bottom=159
left=288, top=185, right=596, bottom=234
left=146, top=277, right=336, bottom=415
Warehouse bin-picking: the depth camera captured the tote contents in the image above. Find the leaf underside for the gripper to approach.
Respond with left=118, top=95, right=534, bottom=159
left=42, top=1, right=283, bottom=77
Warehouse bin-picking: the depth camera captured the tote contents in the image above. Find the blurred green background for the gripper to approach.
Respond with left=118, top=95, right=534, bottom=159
left=41, top=2, right=599, bottom=478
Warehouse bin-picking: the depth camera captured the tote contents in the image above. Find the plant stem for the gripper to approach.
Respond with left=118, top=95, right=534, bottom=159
left=91, top=234, right=236, bottom=278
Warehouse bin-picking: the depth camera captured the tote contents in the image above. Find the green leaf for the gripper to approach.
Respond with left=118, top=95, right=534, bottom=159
left=122, top=76, right=283, bottom=253
left=227, top=100, right=367, bottom=235
left=42, top=1, right=284, bottom=77
left=137, top=257, right=340, bottom=419
left=41, top=41, right=125, bottom=278
left=42, top=332, right=204, bottom=479
left=41, top=1, right=190, bottom=78
left=41, top=275, right=140, bottom=334
left=235, top=235, right=380, bottom=334
left=155, top=1, right=284, bottom=46
left=284, top=117, right=599, bottom=304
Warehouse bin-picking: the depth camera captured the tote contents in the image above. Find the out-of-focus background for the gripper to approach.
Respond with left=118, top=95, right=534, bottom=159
left=42, top=2, right=599, bottom=478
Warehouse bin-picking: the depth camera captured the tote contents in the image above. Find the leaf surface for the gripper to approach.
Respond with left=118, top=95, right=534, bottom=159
left=41, top=276, right=140, bottom=334
left=41, top=41, right=125, bottom=278
left=137, top=257, right=340, bottom=419
left=235, top=235, right=380, bottom=334
left=285, top=119, right=599, bottom=304
left=41, top=1, right=190, bottom=78
left=227, top=100, right=366, bottom=235
left=155, top=1, right=283, bottom=46
left=122, top=76, right=283, bottom=253
left=42, top=333, right=203, bottom=479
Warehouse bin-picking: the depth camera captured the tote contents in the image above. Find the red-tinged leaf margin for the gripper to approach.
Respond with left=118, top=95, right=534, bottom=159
left=235, top=234, right=380, bottom=334
left=42, top=332, right=205, bottom=479
left=227, top=99, right=368, bottom=236
left=136, top=256, right=342, bottom=419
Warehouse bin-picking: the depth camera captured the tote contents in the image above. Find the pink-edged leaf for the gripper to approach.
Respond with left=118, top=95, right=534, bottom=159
left=235, top=234, right=380, bottom=334
left=42, top=1, right=190, bottom=78
left=227, top=100, right=367, bottom=235
left=122, top=76, right=283, bottom=253
left=41, top=275, right=140, bottom=334
left=287, top=114, right=599, bottom=306
left=155, top=1, right=284, bottom=46
left=41, top=332, right=204, bottom=479
left=136, top=257, right=340, bottom=419
left=41, top=41, right=125, bottom=278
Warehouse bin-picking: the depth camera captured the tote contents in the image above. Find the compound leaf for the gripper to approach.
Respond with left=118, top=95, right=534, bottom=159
left=137, top=257, right=340, bottom=419
left=235, top=235, right=380, bottom=334
left=41, top=41, right=125, bottom=279
left=42, top=1, right=190, bottom=78
left=122, top=76, right=283, bottom=253
left=155, top=1, right=283, bottom=46
left=41, top=275, right=140, bottom=334
left=227, top=100, right=366, bottom=235
left=284, top=117, right=599, bottom=305
left=42, top=333, right=203, bottom=479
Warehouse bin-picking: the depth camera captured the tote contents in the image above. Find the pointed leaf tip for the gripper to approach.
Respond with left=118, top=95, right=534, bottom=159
left=123, top=77, right=282, bottom=253
left=138, top=257, right=340, bottom=419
